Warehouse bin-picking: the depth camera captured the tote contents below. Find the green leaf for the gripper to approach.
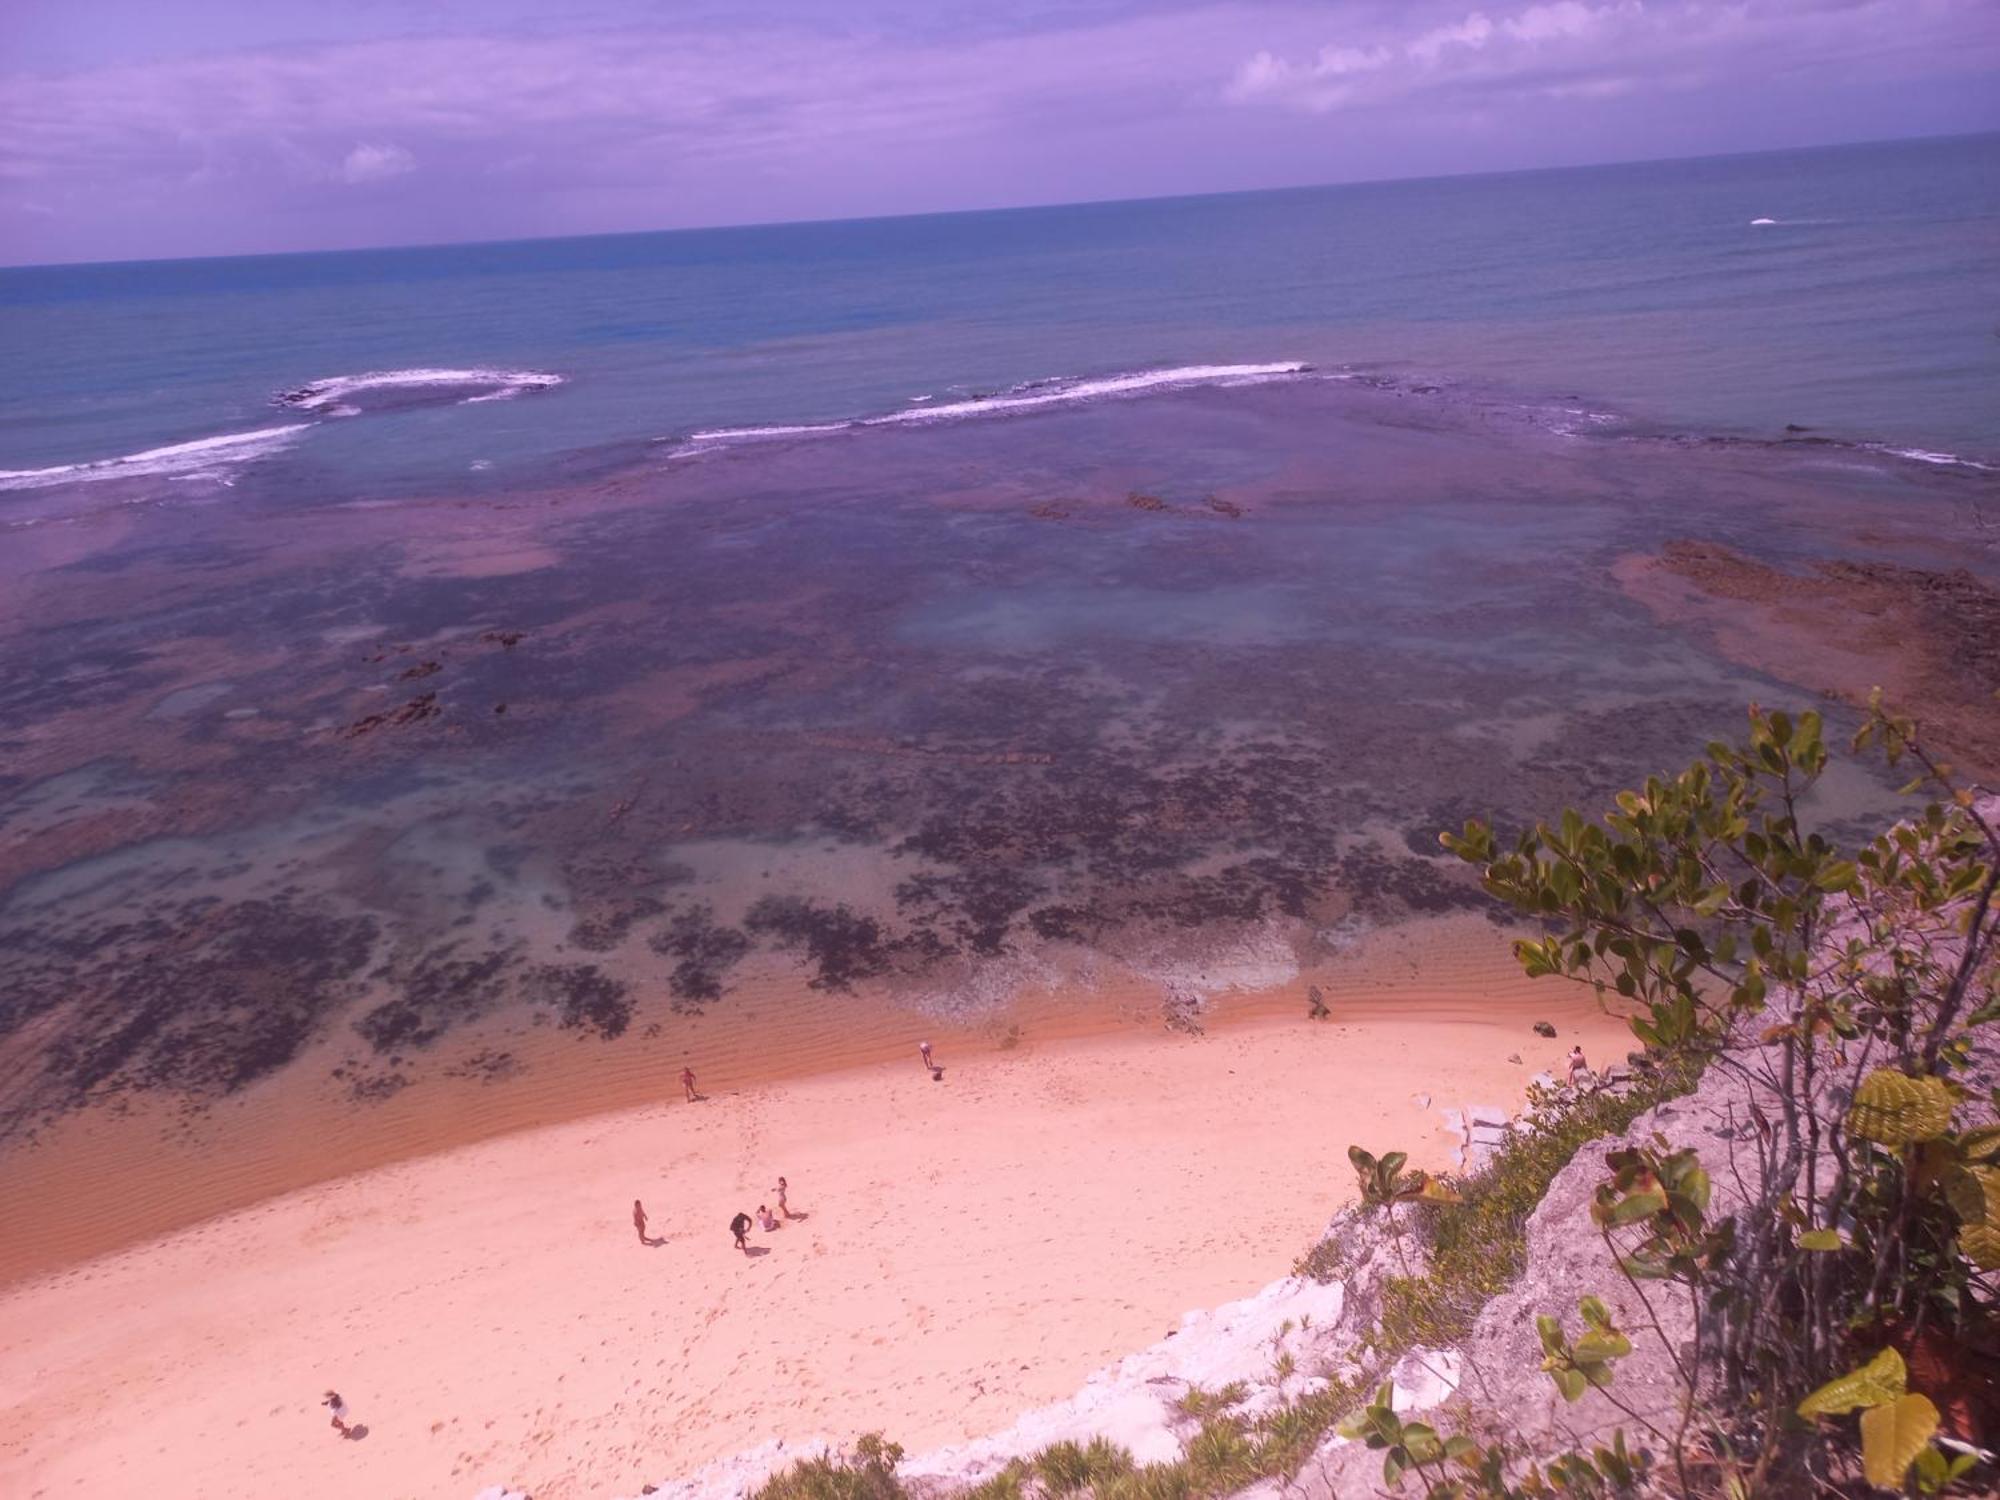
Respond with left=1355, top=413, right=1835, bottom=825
left=1797, top=1347, right=1906, bottom=1418
left=1573, top=1330, right=1632, bottom=1363
left=1605, top=1186, right=1669, bottom=1226
left=1847, top=1070, right=1955, bottom=1147
left=1956, top=1124, right=2000, bottom=1163
left=1798, top=1229, right=1843, bottom=1252
left=1859, top=1393, right=1939, bottom=1490
left=1536, top=1314, right=1563, bottom=1355
left=1551, top=1367, right=1587, bottom=1403
left=1961, top=1223, right=2000, bottom=1270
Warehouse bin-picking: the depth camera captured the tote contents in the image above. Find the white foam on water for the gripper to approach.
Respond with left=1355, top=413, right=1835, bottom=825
left=275, top=367, right=565, bottom=412
left=681, top=420, right=854, bottom=447
left=0, top=424, right=311, bottom=492
left=1750, top=217, right=1778, bottom=226
left=1867, top=444, right=1996, bottom=473
left=671, top=362, right=1310, bottom=454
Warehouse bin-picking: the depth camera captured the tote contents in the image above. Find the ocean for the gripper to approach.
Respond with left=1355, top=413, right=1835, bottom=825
left=2, top=131, right=1995, bottom=495
left=3, top=133, right=1999, bottom=1269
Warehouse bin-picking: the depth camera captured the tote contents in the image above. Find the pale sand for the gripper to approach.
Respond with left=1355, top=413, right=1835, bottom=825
left=0, top=1000, right=1630, bottom=1500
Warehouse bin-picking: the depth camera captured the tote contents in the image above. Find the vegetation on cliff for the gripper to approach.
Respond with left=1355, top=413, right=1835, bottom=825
left=741, top=700, right=1998, bottom=1500
left=1341, top=700, right=1997, bottom=1497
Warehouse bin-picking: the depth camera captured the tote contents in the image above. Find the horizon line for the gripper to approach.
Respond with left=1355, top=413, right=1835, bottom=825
left=4, top=125, right=1993, bottom=275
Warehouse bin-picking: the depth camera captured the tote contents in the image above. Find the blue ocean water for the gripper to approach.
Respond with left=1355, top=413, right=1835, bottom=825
left=1, top=132, right=1995, bottom=496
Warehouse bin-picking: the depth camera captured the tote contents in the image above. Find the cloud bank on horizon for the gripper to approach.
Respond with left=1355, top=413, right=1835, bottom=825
left=1, top=0, right=1995, bottom=264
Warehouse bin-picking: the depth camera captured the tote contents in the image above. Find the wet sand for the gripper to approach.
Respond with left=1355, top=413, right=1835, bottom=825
left=1, top=912, right=1539, bottom=1286
left=0, top=979, right=1632, bottom=1500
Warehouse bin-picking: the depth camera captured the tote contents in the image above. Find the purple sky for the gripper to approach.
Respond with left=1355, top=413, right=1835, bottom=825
left=3, top=1, right=1997, bottom=265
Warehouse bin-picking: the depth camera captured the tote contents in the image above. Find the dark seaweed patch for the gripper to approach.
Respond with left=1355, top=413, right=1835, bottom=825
left=523, top=962, right=633, bottom=1039
left=743, top=894, right=897, bottom=992
left=646, top=903, right=751, bottom=1008
left=356, top=941, right=521, bottom=1051
left=893, top=866, right=1042, bottom=956
left=0, top=896, right=381, bottom=1126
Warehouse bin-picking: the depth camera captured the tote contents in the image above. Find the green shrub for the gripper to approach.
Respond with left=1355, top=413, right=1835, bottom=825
left=960, top=1457, right=1029, bottom=1500
left=1032, top=1436, right=1132, bottom=1494
left=1291, top=1234, right=1348, bottom=1284
left=1367, top=1053, right=1700, bottom=1360
left=1170, top=1382, right=1246, bottom=1421
left=1032, top=1440, right=1090, bottom=1495
left=751, top=1434, right=908, bottom=1500
left=1183, top=1417, right=1257, bottom=1494
left=1096, top=1460, right=1193, bottom=1500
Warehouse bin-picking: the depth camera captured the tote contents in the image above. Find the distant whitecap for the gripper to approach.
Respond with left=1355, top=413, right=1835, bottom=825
left=670, top=361, right=1312, bottom=455
left=0, top=425, right=310, bottom=492
left=274, top=367, right=565, bottom=412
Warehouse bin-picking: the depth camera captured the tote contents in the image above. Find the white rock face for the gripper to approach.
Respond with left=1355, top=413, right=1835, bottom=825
left=904, top=1275, right=1347, bottom=1484
left=602, top=1274, right=1351, bottom=1500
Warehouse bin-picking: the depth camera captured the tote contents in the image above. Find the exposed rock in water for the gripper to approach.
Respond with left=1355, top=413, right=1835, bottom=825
left=1617, top=539, right=2000, bottom=780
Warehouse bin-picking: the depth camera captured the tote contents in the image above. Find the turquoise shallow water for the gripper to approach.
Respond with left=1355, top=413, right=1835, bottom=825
left=1, top=132, right=1997, bottom=1146
left=1, top=131, right=1995, bottom=493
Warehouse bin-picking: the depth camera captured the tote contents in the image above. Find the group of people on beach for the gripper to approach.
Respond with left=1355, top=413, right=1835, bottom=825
left=666, top=1043, right=944, bottom=1258
left=728, top=1175, right=800, bottom=1250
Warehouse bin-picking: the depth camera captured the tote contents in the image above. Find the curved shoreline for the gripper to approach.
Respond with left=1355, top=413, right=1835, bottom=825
left=2, top=913, right=1541, bottom=1288
left=0, top=961, right=1632, bottom=1500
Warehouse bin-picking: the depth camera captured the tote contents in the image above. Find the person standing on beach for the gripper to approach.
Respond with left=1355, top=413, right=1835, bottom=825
left=1567, top=1045, right=1589, bottom=1087
left=918, top=1040, right=935, bottom=1074
left=322, top=1391, right=352, bottom=1438
left=730, top=1211, right=752, bottom=1253
left=633, top=1199, right=651, bottom=1245
left=681, top=1065, right=698, bottom=1103
left=774, top=1176, right=794, bottom=1219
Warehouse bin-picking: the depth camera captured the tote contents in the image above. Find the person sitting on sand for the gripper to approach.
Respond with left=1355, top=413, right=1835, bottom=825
left=757, top=1204, right=780, bottom=1232
left=774, top=1176, right=794, bottom=1218
left=730, top=1211, right=752, bottom=1252
left=1567, top=1045, right=1589, bottom=1086
left=322, top=1390, right=352, bottom=1438
left=681, top=1065, right=699, bottom=1103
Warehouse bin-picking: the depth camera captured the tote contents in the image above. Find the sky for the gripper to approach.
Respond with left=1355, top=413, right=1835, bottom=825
left=2, top=1, right=1997, bottom=266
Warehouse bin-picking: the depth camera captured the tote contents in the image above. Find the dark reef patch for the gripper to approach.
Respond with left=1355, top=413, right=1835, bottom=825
left=0, top=894, right=381, bottom=1128
left=743, top=895, right=903, bottom=993
left=356, top=940, right=522, bottom=1052
left=647, top=903, right=752, bottom=1008
left=523, top=962, right=634, bottom=1039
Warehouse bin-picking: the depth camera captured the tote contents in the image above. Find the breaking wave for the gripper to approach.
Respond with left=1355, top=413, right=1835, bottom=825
left=274, top=367, right=566, bottom=413
left=1862, top=444, right=1996, bottom=474
left=0, top=367, right=568, bottom=494
left=0, top=425, right=311, bottom=493
left=672, top=361, right=1312, bottom=454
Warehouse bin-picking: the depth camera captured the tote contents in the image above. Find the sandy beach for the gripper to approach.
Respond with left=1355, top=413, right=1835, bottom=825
left=0, top=986, right=1628, bottom=1500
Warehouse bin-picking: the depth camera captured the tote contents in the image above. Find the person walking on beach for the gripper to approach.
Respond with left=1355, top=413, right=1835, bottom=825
left=774, top=1175, right=795, bottom=1219
left=918, top=1040, right=937, bottom=1077
left=681, top=1065, right=699, bottom=1103
left=633, top=1199, right=652, bottom=1246
left=730, top=1210, right=752, bottom=1253
left=322, top=1391, right=353, bottom=1438
left=1567, top=1045, right=1589, bottom=1087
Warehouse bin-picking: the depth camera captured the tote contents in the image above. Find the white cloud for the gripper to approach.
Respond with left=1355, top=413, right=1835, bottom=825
left=1407, top=13, right=1496, bottom=66
left=338, top=142, right=416, bottom=184
left=1222, top=1, right=1701, bottom=113
left=1504, top=3, right=1617, bottom=44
